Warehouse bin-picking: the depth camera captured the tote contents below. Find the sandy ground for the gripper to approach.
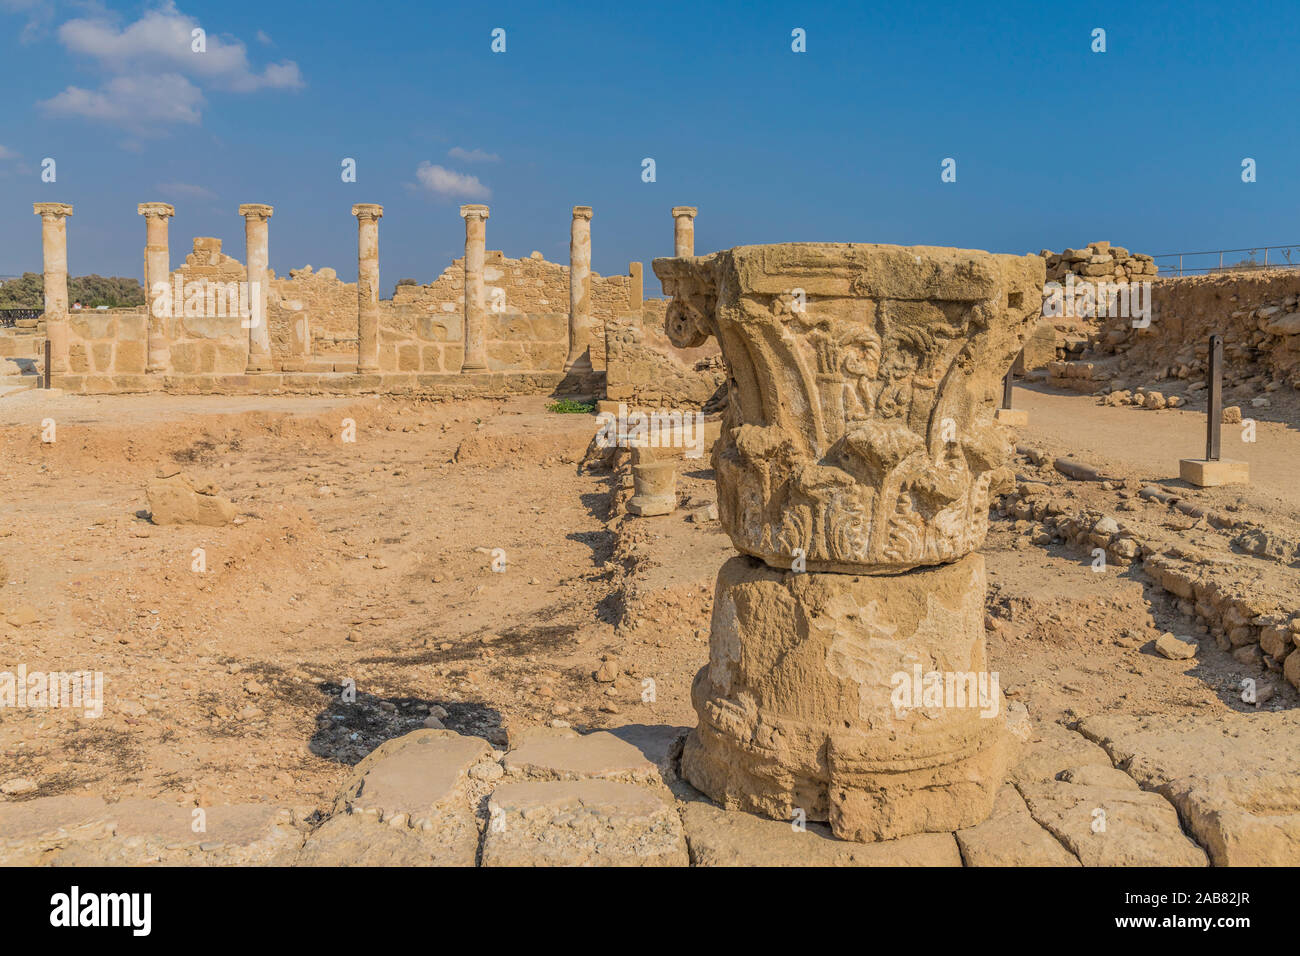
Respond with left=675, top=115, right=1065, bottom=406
left=0, top=386, right=1293, bottom=814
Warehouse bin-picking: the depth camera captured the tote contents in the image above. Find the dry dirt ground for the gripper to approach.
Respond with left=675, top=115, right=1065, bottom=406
left=0, top=387, right=1294, bottom=820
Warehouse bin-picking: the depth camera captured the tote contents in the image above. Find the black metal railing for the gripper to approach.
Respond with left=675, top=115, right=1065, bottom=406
left=0, top=309, right=41, bottom=328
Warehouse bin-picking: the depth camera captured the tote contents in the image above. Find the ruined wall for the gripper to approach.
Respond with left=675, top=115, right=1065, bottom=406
left=605, top=298, right=726, bottom=407
left=270, top=266, right=355, bottom=356
left=1091, top=271, right=1300, bottom=392
left=393, top=251, right=633, bottom=369
left=65, top=309, right=147, bottom=380
left=371, top=307, right=567, bottom=374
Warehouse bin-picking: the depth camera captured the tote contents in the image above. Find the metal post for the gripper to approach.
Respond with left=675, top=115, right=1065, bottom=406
left=1206, top=334, right=1223, bottom=461
left=43, top=338, right=51, bottom=389
left=1002, top=366, right=1014, bottom=410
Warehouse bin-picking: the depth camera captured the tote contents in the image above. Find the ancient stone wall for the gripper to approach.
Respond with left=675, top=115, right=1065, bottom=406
left=394, top=251, right=633, bottom=370
left=64, top=309, right=148, bottom=382
left=604, top=298, right=725, bottom=407
left=1093, top=271, right=1300, bottom=392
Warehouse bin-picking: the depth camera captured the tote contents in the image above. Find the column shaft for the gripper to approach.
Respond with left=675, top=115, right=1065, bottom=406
left=352, top=204, right=384, bottom=372
left=566, top=205, right=594, bottom=373
left=138, top=203, right=175, bottom=373
left=33, top=203, right=73, bottom=376
left=459, top=204, right=489, bottom=372
left=239, top=204, right=274, bottom=372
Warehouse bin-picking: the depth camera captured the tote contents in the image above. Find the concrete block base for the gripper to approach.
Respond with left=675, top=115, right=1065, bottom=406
left=995, top=408, right=1029, bottom=427
left=1180, top=458, right=1249, bottom=487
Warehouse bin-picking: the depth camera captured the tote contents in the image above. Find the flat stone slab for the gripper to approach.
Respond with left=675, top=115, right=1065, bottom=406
left=503, top=726, right=670, bottom=785
left=1008, top=720, right=1113, bottom=787
left=481, top=780, right=687, bottom=867
left=1019, top=781, right=1208, bottom=867
left=1, top=798, right=302, bottom=866
left=955, top=786, right=1079, bottom=867
left=335, top=729, right=490, bottom=827
left=1079, top=712, right=1300, bottom=865
left=0, top=796, right=113, bottom=865
left=680, top=796, right=962, bottom=866
left=294, top=811, right=478, bottom=867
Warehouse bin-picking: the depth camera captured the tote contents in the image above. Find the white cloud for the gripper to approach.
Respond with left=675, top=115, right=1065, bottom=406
left=37, top=1, right=302, bottom=133
left=41, top=73, right=205, bottom=128
left=0, top=0, right=54, bottom=43
left=414, top=162, right=490, bottom=199
left=256, top=29, right=272, bottom=45
left=156, top=181, right=216, bottom=199
left=57, top=2, right=303, bottom=92
left=0, top=145, right=18, bottom=159
left=448, top=146, right=500, bottom=163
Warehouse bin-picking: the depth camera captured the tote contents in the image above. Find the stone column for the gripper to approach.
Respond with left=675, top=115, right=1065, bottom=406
left=239, top=203, right=274, bottom=372
left=33, top=203, right=73, bottom=376
left=459, top=204, right=490, bottom=372
left=671, top=206, right=698, bottom=257
left=138, top=202, right=175, bottom=373
left=352, top=203, right=383, bottom=373
left=653, top=243, right=1045, bottom=844
left=565, top=205, right=594, bottom=374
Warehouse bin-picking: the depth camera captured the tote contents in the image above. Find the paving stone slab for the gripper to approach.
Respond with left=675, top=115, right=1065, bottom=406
left=0, top=796, right=113, bottom=866
left=294, top=811, right=478, bottom=867
left=504, top=726, right=668, bottom=786
left=955, top=785, right=1079, bottom=867
left=1019, top=781, right=1208, bottom=867
left=1078, top=712, right=1300, bottom=865
left=334, top=729, right=490, bottom=827
left=1008, top=720, right=1113, bottom=787
left=680, top=795, right=962, bottom=866
left=481, top=779, right=687, bottom=866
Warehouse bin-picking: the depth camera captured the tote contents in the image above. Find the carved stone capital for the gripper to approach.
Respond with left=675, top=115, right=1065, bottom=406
left=351, top=203, right=384, bottom=221
left=238, top=203, right=274, bottom=221
left=137, top=202, right=175, bottom=219
left=652, top=243, right=1045, bottom=573
left=571, top=205, right=593, bottom=221
left=459, top=204, right=490, bottom=221
left=671, top=205, right=698, bottom=220
left=33, top=202, right=73, bottom=219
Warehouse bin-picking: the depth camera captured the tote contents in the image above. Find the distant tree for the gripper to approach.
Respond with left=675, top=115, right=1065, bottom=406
left=0, top=273, right=144, bottom=309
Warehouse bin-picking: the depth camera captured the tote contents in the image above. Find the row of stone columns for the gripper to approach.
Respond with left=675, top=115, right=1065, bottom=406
left=35, top=201, right=699, bottom=381
left=457, top=204, right=698, bottom=377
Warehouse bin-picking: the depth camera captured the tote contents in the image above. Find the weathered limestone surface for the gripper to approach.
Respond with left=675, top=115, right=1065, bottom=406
left=1079, top=712, right=1300, bottom=866
left=481, top=780, right=687, bottom=867
left=680, top=794, right=962, bottom=866
left=1019, top=780, right=1208, bottom=867
left=655, top=243, right=1044, bottom=843
left=655, top=244, right=1044, bottom=573
left=503, top=726, right=665, bottom=785
left=955, top=784, right=1079, bottom=866
left=146, top=467, right=237, bottom=526
left=680, top=551, right=1013, bottom=842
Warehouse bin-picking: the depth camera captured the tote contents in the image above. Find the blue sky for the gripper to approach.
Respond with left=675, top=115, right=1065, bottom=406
left=1, top=0, right=1297, bottom=292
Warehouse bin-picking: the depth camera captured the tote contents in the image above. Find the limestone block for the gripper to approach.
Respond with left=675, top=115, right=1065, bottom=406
left=681, top=552, right=1015, bottom=843
left=1180, top=458, right=1249, bottom=487
left=503, top=727, right=666, bottom=785
left=146, top=470, right=237, bottom=526
left=294, top=812, right=476, bottom=867
left=480, top=780, right=688, bottom=866
left=1019, top=781, right=1208, bottom=866
left=681, top=795, right=962, bottom=866
left=955, top=785, right=1079, bottom=866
